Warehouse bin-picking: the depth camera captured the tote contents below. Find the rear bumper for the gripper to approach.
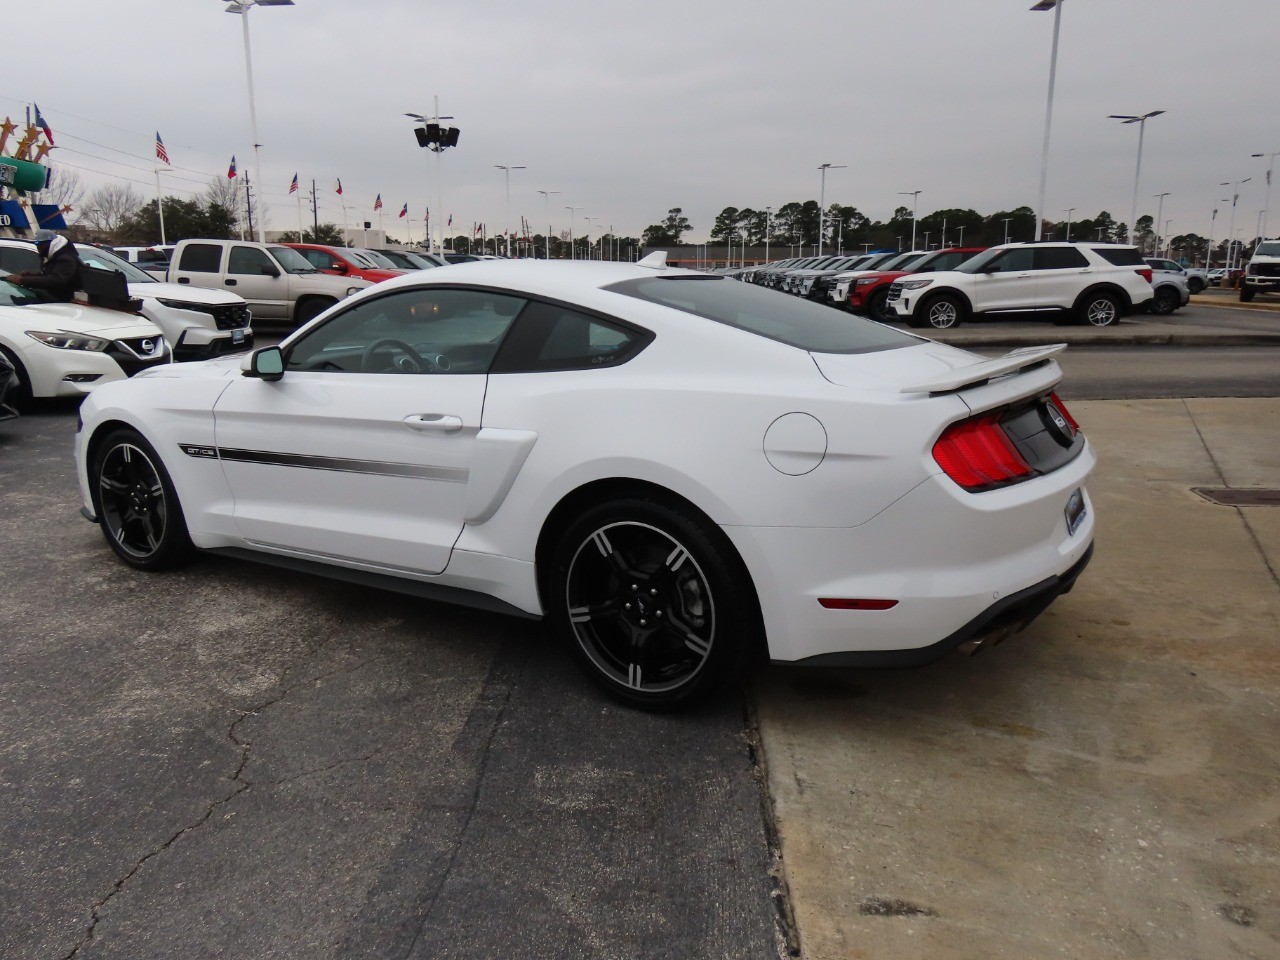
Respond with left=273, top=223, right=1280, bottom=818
left=787, top=541, right=1093, bottom=667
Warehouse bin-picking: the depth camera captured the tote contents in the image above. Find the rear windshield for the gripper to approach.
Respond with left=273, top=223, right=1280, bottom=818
left=1091, top=246, right=1145, bottom=266
left=606, top=276, right=918, bottom=354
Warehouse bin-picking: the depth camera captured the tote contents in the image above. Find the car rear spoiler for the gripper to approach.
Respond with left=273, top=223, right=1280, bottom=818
left=898, top=344, right=1067, bottom=395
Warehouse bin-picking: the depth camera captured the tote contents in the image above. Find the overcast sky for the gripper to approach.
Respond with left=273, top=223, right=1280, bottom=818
left=6, top=0, right=1278, bottom=245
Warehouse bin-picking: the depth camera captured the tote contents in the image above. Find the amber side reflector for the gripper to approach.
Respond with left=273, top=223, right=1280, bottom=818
left=818, top=598, right=899, bottom=610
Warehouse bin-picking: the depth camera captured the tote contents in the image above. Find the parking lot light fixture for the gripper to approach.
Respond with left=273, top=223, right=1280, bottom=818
left=405, top=98, right=460, bottom=255
left=817, top=163, right=846, bottom=256
left=1064, top=208, right=1075, bottom=241
left=1002, top=218, right=1013, bottom=244
left=225, top=0, right=295, bottom=243
left=898, top=190, right=921, bottom=250
left=1222, top=178, right=1251, bottom=270
left=1031, top=0, right=1065, bottom=241
left=537, top=190, right=560, bottom=258
left=565, top=206, right=582, bottom=260
left=1250, top=151, right=1278, bottom=238
left=1109, top=110, right=1165, bottom=246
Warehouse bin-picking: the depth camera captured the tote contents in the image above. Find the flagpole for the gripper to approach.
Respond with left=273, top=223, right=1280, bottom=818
left=297, top=191, right=303, bottom=242
left=154, top=166, right=167, bottom=245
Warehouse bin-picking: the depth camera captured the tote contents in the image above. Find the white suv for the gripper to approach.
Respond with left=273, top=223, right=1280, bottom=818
left=887, top=242, right=1155, bottom=329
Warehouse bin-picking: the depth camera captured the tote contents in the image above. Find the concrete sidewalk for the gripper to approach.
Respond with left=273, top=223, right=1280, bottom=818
left=753, top=398, right=1280, bottom=959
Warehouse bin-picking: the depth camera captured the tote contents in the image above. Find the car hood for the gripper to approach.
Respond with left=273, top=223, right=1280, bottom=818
left=811, top=340, right=1066, bottom=396
left=129, top=281, right=245, bottom=306
left=132, top=353, right=247, bottom=381
left=8, top=302, right=164, bottom=338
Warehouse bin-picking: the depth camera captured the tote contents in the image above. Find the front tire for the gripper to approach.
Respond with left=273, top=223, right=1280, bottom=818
left=93, top=429, right=194, bottom=570
left=1149, top=286, right=1180, bottom=315
left=1240, top=285, right=1255, bottom=303
left=547, top=497, right=759, bottom=710
left=1187, top=277, right=1206, bottom=294
left=868, top=288, right=894, bottom=322
left=1077, top=290, right=1121, bottom=327
left=920, top=293, right=964, bottom=329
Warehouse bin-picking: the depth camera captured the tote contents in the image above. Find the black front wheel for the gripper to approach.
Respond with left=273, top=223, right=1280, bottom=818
left=1240, top=285, right=1256, bottom=303
left=1149, top=286, right=1180, bottom=315
left=868, top=288, right=894, bottom=322
left=93, top=429, right=194, bottom=570
left=548, top=498, right=760, bottom=710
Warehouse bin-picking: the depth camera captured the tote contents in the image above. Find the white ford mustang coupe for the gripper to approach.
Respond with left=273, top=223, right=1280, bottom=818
left=75, top=255, right=1095, bottom=709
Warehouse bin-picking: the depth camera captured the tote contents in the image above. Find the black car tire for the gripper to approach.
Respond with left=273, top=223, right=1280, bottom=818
left=868, top=288, right=894, bottom=322
left=1149, top=286, right=1180, bottom=315
left=0, top=345, right=33, bottom=407
left=1240, top=285, right=1255, bottom=303
left=1187, top=277, right=1206, bottom=294
left=294, top=297, right=336, bottom=326
left=547, top=497, right=759, bottom=710
left=1077, top=290, right=1121, bottom=327
left=93, top=429, right=194, bottom=571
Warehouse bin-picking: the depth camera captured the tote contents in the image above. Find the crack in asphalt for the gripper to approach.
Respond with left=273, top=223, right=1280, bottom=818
left=59, top=648, right=381, bottom=959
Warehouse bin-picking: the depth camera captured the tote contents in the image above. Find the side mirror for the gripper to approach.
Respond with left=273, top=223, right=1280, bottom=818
left=241, top=345, right=285, bottom=381
left=331, top=261, right=349, bottom=274
left=260, top=265, right=280, bottom=277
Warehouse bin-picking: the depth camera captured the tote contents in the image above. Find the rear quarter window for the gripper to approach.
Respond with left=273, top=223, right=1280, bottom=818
left=1091, top=246, right=1145, bottom=267
left=606, top=276, right=918, bottom=354
left=177, top=243, right=223, bottom=273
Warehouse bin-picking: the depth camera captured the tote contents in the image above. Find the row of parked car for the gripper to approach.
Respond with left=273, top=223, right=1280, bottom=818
left=0, top=237, right=457, bottom=412
left=734, top=241, right=1202, bottom=328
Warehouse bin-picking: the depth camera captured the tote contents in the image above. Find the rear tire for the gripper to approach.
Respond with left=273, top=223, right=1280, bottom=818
left=547, top=497, right=760, bottom=711
left=1240, top=285, right=1255, bottom=303
left=1077, top=290, right=1121, bottom=327
left=1187, top=277, right=1206, bottom=294
left=92, top=429, right=194, bottom=571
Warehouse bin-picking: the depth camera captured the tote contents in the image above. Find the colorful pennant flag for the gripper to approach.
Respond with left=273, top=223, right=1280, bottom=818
left=155, top=131, right=169, bottom=164
left=227, top=155, right=237, bottom=179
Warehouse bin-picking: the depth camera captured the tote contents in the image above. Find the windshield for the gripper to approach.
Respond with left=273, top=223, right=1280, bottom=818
left=357, top=250, right=399, bottom=269
left=879, top=252, right=928, bottom=271
left=74, top=244, right=156, bottom=283
left=401, top=252, right=439, bottom=268
left=268, top=245, right=318, bottom=274
left=1254, top=241, right=1280, bottom=257
left=0, top=278, right=45, bottom=306
left=606, top=276, right=917, bottom=354
left=954, top=248, right=1009, bottom=273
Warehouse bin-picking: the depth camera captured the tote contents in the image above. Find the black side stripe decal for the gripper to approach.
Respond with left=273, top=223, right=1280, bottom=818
left=179, top=444, right=468, bottom=482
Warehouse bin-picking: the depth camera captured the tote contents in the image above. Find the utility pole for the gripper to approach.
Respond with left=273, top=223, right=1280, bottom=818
left=244, top=172, right=255, bottom=238
left=311, top=179, right=319, bottom=238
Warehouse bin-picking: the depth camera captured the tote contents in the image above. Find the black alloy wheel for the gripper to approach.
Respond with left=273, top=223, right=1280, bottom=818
left=1187, top=277, right=1206, bottom=294
left=1149, top=286, right=1180, bottom=315
left=549, top=498, right=758, bottom=710
left=94, top=429, right=193, bottom=570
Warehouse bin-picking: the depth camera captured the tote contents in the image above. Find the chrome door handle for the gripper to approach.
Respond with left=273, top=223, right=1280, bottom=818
left=403, top=414, right=464, bottom=434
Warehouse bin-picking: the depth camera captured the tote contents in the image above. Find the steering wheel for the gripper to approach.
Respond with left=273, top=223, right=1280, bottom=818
left=361, top=338, right=431, bottom=373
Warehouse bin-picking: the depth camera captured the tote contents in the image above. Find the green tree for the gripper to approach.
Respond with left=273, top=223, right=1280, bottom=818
left=642, top=207, right=692, bottom=246
left=276, top=223, right=344, bottom=245
left=118, top=196, right=236, bottom=244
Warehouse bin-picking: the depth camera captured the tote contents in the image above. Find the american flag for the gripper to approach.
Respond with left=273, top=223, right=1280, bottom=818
left=374, top=194, right=383, bottom=212
left=155, top=132, right=169, bottom=164
left=288, top=173, right=299, bottom=194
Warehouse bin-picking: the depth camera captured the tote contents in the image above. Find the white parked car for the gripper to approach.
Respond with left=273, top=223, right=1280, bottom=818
left=74, top=256, right=1095, bottom=709
left=0, top=239, right=254, bottom=360
left=0, top=278, right=169, bottom=401
left=888, top=242, right=1155, bottom=328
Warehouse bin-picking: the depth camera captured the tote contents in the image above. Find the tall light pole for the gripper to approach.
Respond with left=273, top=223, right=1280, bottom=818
left=764, top=205, right=772, bottom=263
left=583, top=216, right=597, bottom=260
left=225, top=0, right=294, bottom=243
left=405, top=100, right=460, bottom=255
left=1151, top=192, right=1170, bottom=256
left=1031, top=0, right=1064, bottom=242
left=816, top=163, right=846, bottom=256
left=1110, top=109, right=1165, bottom=245
left=898, top=190, right=921, bottom=250
left=494, top=164, right=525, bottom=257
left=537, top=189, right=559, bottom=259
left=1222, top=178, right=1251, bottom=269
left=1250, top=151, right=1278, bottom=238
left=565, top=206, right=582, bottom=260
left=1002, top=217, right=1013, bottom=244
left=1064, top=207, right=1075, bottom=241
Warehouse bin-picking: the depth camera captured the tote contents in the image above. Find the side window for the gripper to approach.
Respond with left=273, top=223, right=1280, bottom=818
left=228, top=245, right=276, bottom=276
left=285, top=287, right=526, bottom=374
left=177, top=243, right=223, bottom=273
left=298, top=249, right=331, bottom=270
left=1034, top=247, right=1089, bottom=270
left=492, top=300, right=653, bottom=373
left=989, top=248, right=1035, bottom=271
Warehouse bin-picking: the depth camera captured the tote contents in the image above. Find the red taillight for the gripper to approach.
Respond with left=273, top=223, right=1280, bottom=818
left=1137, top=267, right=1153, bottom=283
left=1048, top=391, right=1079, bottom=436
left=932, top=413, right=1033, bottom=491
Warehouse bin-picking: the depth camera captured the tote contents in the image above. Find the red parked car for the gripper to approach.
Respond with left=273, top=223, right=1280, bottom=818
left=282, top=243, right=406, bottom=284
left=849, top=246, right=986, bottom=321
